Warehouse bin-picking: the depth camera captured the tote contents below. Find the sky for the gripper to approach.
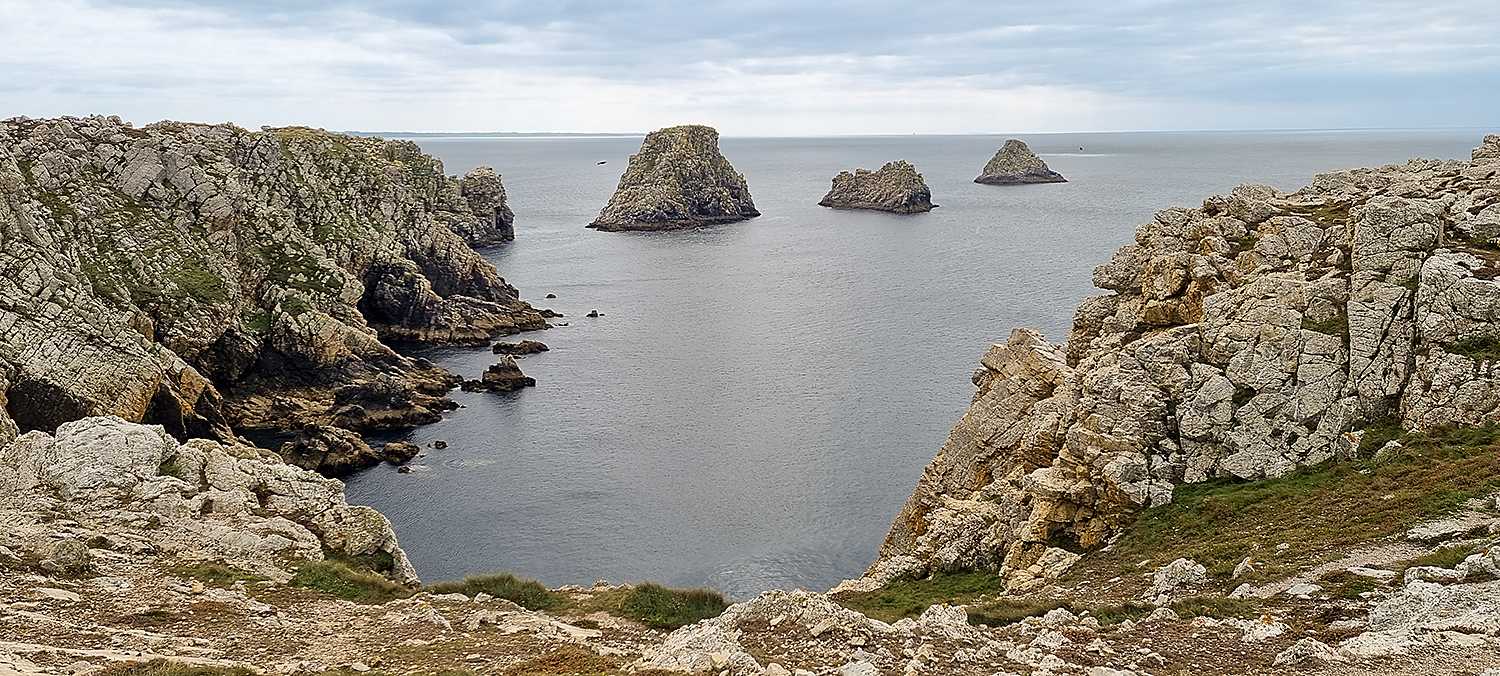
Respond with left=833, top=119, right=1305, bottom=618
left=2, top=0, right=1498, bottom=135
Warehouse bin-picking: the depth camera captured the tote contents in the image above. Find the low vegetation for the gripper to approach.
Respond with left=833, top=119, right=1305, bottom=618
left=427, top=573, right=563, bottom=611
left=586, top=582, right=730, bottom=630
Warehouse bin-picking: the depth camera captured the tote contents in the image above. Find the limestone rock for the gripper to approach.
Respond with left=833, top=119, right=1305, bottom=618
left=588, top=125, right=758, bottom=231
left=0, top=115, right=547, bottom=445
left=866, top=135, right=1500, bottom=592
left=460, top=356, right=536, bottom=392
left=818, top=160, right=935, bottom=213
left=974, top=140, right=1066, bottom=185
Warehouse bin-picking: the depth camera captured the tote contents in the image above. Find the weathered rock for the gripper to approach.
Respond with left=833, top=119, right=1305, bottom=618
left=588, top=125, right=758, bottom=231
left=818, top=160, right=935, bottom=213
left=460, top=356, right=536, bottom=392
left=454, top=166, right=516, bottom=246
left=974, top=140, right=1066, bottom=185
left=0, top=116, right=546, bottom=446
left=278, top=425, right=382, bottom=477
left=865, top=136, right=1500, bottom=592
left=492, top=340, right=550, bottom=356
left=381, top=441, right=421, bottom=465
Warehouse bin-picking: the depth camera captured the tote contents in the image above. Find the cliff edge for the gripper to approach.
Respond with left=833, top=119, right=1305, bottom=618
left=818, top=160, right=935, bottom=213
left=0, top=115, right=546, bottom=448
left=588, top=125, right=759, bottom=231
left=974, top=139, right=1066, bottom=185
left=864, top=134, right=1500, bottom=592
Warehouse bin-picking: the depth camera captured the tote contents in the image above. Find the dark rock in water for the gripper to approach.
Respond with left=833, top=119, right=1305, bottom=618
left=588, top=125, right=759, bottom=231
left=974, top=139, right=1067, bottom=185
left=545, top=293, right=557, bottom=299
left=587, top=309, right=601, bottom=317
left=381, top=441, right=421, bottom=465
left=818, top=160, right=935, bottom=213
left=433, top=439, right=448, bottom=449
left=328, top=373, right=456, bottom=430
left=538, top=308, right=563, bottom=318
left=461, top=356, right=536, bottom=392
left=492, top=340, right=550, bottom=356
left=397, top=465, right=414, bottom=473
left=278, top=425, right=382, bottom=477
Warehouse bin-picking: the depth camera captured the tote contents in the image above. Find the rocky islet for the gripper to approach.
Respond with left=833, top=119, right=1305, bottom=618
left=588, top=124, right=759, bottom=231
left=975, top=138, right=1067, bottom=185
left=818, top=160, right=936, bottom=213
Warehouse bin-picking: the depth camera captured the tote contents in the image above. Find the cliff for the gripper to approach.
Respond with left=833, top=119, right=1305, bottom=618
left=974, top=139, right=1067, bottom=185
left=588, top=125, right=759, bottom=231
left=817, top=160, right=936, bottom=213
left=0, top=115, right=546, bottom=448
left=865, top=134, right=1500, bottom=591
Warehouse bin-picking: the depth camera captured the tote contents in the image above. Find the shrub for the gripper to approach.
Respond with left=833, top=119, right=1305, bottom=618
left=290, top=560, right=410, bottom=604
left=427, top=573, right=562, bottom=611
left=610, top=582, right=729, bottom=630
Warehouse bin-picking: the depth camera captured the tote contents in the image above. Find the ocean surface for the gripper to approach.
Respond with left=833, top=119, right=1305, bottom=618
left=345, top=128, right=1487, bottom=599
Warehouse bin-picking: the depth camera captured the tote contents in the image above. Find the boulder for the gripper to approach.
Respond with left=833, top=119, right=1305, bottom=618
left=974, top=139, right=1066, bottom=185
left=588, top=125, right=759, bottom=231
left=461, top=356, right=536, bottom=392
left=492, top=340, right=550, bottom=356
left=277, top=424, right=382, bottom=477
left=818, top=160, right=935, bottom=213
left=381, top=441, right=421, bottom=464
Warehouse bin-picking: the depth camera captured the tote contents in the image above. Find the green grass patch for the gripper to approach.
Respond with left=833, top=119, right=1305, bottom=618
left=1444, top=335, right=1500, bottom=362
left=965, top=599, right=1069, bottom=627
left=1168, top=596, right=1258, bottom=620
left=1410, top=543, right=1482, bottom=570
left=92, top=659, right=258, bottom=676
left=587, top=582, right=729, bottom=630
left=1320, top=571, right=1381, bottom=599
left=834, top=570, right=1008, bottom=624
left=427, top=573, right=563, bottom=611
left=502, top=646, right=618, bottom=676
left=1103, top=423, right=1500, bottom=583
left=166, top=562, right=266, bottom=586
left=1302, top=313, right=1349, bottom=341
left=290, top=560, right=411, bottom=604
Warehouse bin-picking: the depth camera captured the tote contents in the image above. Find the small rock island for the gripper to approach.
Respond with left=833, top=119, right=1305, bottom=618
left=974, top=139, right=1067, bottom=185
left=817, top=160, right=935, bottom=213
left=588, top=125, right=759, bottom=231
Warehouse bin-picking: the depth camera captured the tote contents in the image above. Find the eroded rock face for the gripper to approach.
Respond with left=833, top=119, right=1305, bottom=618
left=588, top=125, right=758, bottom=231
left=975, top=139, right=1066, bottom=185
left=869, top=134, right=1500, bottom=590
left=0, top=116, right=545, bottom=445
left=818, top=160, right=935, bottom=213
left=460, top=356, right=536, bottom=392
left=0, top=415, right=418, bottom=583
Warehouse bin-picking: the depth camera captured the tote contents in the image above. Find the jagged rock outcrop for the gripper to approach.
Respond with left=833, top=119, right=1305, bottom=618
left=588, top=125, right=758, bottom=231
left=974, top=139, right=1066, bottom=185
left=0, top=415, right=418, bottom=583
left=460, top=356, right=535, bottom=392
left=0, top=115, right=546, bottom=448
left=817, top=160, right=935, bottom=213
left=492, top=339, right=550, bottom=355
left=453, top=165, right=516, bottom=246
left=866, top=134, right=1500, bottom=591
left=277, top=424, right=383, bottom=476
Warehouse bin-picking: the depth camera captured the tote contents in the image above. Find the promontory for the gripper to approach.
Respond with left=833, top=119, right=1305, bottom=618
left=588, top=125, right=759, bottom=231
left=974, top=138, right=1067, bottom=184
left=817, top=160, right=935, bottom=213
left=0, top=115, right=546, bottom=452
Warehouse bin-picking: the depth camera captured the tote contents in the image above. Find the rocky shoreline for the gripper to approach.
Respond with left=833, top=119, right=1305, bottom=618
left=0, top=115, right=546, bottom=452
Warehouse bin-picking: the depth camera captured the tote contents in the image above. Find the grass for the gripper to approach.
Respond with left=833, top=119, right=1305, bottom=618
left=835, top=570, right=1009, bottom=624
left=1444, top=335, right=1500, bottom=362
left=167, top=562, right=266, bottom=585
left=291, top=560, right=411, bottom=604
left=428, top=573, right=563, bottom=611
left=502, top=647, right=618, bottom=676
left=1302, top=313, right=1349, bottom=341
left=587, top=582, right=729, bottom=630
left=92, top=660, right=258, bottom=676
left=1103, top=422, right=1500, bottom=582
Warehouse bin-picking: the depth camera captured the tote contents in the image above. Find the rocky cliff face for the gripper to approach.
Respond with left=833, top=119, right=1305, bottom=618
left=0, top=115, right=545, bottom=448
left=818, top=160, right=935, bottom=213
left=975, top=139, right=1066, bottom=185
left=867, top=134, right=1500, bottom=592
left=588, top=125, right=759, bottom=231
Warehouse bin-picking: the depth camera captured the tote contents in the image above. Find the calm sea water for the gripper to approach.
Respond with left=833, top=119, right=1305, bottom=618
left=345, top=129, right=1486, bottom=599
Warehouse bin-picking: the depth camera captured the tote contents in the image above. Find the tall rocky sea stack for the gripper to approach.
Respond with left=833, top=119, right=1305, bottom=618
left=860, top=134, right=1500, bottom=593
left=974, top=139, right=1067, bottom=185
left=588, top=125, right=759, bottom=231
left=817, top=160, right=935, bottom=213
left=0, top=115, right=546, bottom=450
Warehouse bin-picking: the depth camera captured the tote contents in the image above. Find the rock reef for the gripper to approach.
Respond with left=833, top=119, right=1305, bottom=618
left=588, top=125, right=759, bottom=231
left=818, top=160, right=935, bottom=213
left=0, top=115, right=546, bottom=449
left=866, top=134, right=1500, bottom=591
left=974, top=139, right=1067, bottom=185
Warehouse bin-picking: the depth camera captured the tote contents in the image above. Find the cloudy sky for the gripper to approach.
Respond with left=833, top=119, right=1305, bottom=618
left=2, top=0, right=1498, bottom=134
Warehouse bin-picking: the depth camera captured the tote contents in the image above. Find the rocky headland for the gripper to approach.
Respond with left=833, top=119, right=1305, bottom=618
left=587, top=125, right=759, bottom=231
left=854, top=134, right=1500, bottom=594
left=817, top=160, right=935, bottom=213
left=0, top=115, right=546, bottom=450
left=975, top=139, right=1067, bottom=185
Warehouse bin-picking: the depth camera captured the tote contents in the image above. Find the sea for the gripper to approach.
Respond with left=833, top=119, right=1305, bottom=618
left=344, top=128, right=1488, bottom=599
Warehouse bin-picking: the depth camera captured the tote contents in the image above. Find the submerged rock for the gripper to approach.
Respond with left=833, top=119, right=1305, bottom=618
left=974, top=139, right=1066, bottom=185
left=588, top=125, right=759, bottom=231
left=818, top=160, right=935, bottom=213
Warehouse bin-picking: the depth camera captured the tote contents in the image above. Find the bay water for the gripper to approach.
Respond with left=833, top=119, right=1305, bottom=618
left=346, top=129, right=1486, bottom=599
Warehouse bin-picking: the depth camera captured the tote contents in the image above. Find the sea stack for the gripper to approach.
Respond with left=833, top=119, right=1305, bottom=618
left=818, top=160, right=935, bottom=213
left=974, top=139, right=1067, bottom=185
left=588, top=125, right=759, bottom=231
